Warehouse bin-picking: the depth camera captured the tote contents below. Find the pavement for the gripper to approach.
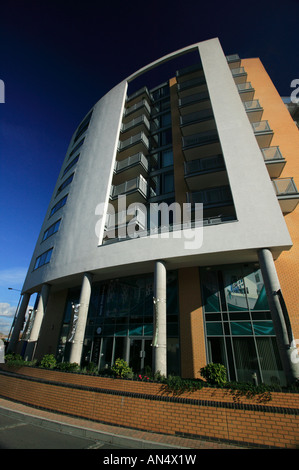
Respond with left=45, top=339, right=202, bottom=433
left=0, top=397, right=248, bottom=450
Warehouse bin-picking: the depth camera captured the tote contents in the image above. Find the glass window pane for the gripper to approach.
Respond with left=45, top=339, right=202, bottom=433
left=231, top=321, right=253, bottom=335
left=223, top=267, right=248, bottom=311
left=256, top=337, right=286, bottom=386
left=162, top=149, right=173, bottom=167
left=253, top=321, right=275, bottom=336
left=206, top=322, right=223, bottom=335
left=243, top=268, right=270, bottom=311
left=232, top=337, right=260, bottom=383
left=202, top=269, right=221, bottom=312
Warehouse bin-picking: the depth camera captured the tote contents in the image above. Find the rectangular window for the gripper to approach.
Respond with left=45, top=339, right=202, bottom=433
left=62, top=155, right=79, bottom=177
left=56, top=173, right=74, bottom=196
left=49, top=194, right=68, bottom=217
left=42, top=219, right=61, bottom=241
left=69, top=138, right=84, bottom=159
left=34, top=248, right=53, bottom=270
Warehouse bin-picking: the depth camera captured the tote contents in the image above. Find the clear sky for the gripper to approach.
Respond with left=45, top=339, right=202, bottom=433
left=0, top=0, right=298, bottom=335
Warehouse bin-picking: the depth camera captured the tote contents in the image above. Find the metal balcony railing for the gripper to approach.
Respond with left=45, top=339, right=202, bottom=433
left=121, top=115, right=150, bottom=133
left=110, top=175, right=148, bottom=199
left=187, top=186, right=233, bottom=206
left=124, top=98, right=151, bottom=117
left=180, top=108, right=214, bottom=126
left=178, top=90, right=210, bottom=107
left=118, top=132, right=149, bottom=152
left=182, top=129, right=219, bottom=148
left=177, top=76, right=206, bottom=92
left=114, top=152, right=149, bottom=173
left=272, top=178, right=299, bottom=196
left=184, top=155, right=224, bottom=176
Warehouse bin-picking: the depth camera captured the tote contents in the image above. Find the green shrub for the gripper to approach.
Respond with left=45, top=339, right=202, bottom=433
left=55, top=361, right=79, bottom=372
left=4, top=353, right=23, bottom=363
left=111, top=358, right=133, bottom=379
left=40, top=354, right=57, bottom=369
left=200, top=363, right=227, bottom=386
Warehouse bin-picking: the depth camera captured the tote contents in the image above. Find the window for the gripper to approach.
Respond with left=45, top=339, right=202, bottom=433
left=42, top=219, right=61, bottom=241
left=56, top=173, right=74, bottom=197
left=68, top=138, right=84, bottom=159
left=34, top=248, right=53, bottom=270
left=62, top=155, right=79, bottom=177
left=49, top=194, right=68, bottom=217
left=73, top=111, right=92, bottom=143
left=201, top=264, right=285, bottom=386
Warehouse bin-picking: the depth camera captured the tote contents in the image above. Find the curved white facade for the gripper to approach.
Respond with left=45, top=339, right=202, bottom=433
left=22, top=38, right=291, bottom=295
left=10, top=38, right=299, bottom=385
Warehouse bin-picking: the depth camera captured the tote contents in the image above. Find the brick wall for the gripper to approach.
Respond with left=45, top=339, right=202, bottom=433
left=0, top=366, right=298, bottom=448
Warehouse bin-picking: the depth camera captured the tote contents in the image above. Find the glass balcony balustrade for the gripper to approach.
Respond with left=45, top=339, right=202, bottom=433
left=261, top=147, right=286, bottom=178
left=231, top=67, right=247, bottom=84
left=272, top=177, right=299, bottom=213
left=237, top=82, right=255, bottom=101
left=243, top=100, right=263, bottom=122
left=252, top=121, right=273, bottom=148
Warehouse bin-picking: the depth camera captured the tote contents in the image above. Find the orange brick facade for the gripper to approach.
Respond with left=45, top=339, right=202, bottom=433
left=242, top=58, right=299, bottom=341
left=1, top=366, right=298, bottom=448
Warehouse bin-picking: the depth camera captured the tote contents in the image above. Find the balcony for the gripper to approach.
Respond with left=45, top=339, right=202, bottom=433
left=110, top=175, right=149, bottom=207
left=113, top=152, right=149, bottom=184
left=182, top=129, right=222, bottom=161
left=272, top=177, right=299, bottom=213
left=243, top=100, right=263, bottom=123
left=104, top=204, right=147, bottom=240
left=187, top=185, right=235, bottom=219
left=184, top=155, right=228, bottom=190
left=120, top=114, right=150, bottom=139
left=177, top=76, right=207, bottom=98
left=178, top=90, right=210, bottom=115
left=261, top=147, right=286, bottom=178
left=237, top=82, right=255, bottom=102
left=124, top=98, right=151, bottom=121
left=231, top=67, right=247, bottom=84
left=117, top=132, right=149, bottom=160
left=252, top=121, right=273, bottom=148
left=176, top=63, right=204, bottom=83
left=180, top=108, right=215, bottom=136
left=226, top=54, right=241, bottom=69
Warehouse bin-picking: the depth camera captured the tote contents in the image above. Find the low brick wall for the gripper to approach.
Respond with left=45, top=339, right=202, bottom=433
left=0, top=365, right=298, bottom=448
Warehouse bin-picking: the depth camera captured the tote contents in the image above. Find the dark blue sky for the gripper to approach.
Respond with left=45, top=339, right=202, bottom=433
left=0, top=0, right=298, bottom=333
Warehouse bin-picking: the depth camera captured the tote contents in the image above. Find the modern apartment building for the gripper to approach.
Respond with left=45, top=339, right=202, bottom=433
left=9, top=38, right=299, bottom=386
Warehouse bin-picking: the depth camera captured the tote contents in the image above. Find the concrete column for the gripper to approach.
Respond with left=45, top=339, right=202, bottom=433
left=258, top=248, right=299, bottom=384
left=69, top=272, right=93, bottom=365
left=7, top=293, right=31, bottom=353
left=153, top=260, right=167, bottom=376
left=25, top=283, right=51, bottom=360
